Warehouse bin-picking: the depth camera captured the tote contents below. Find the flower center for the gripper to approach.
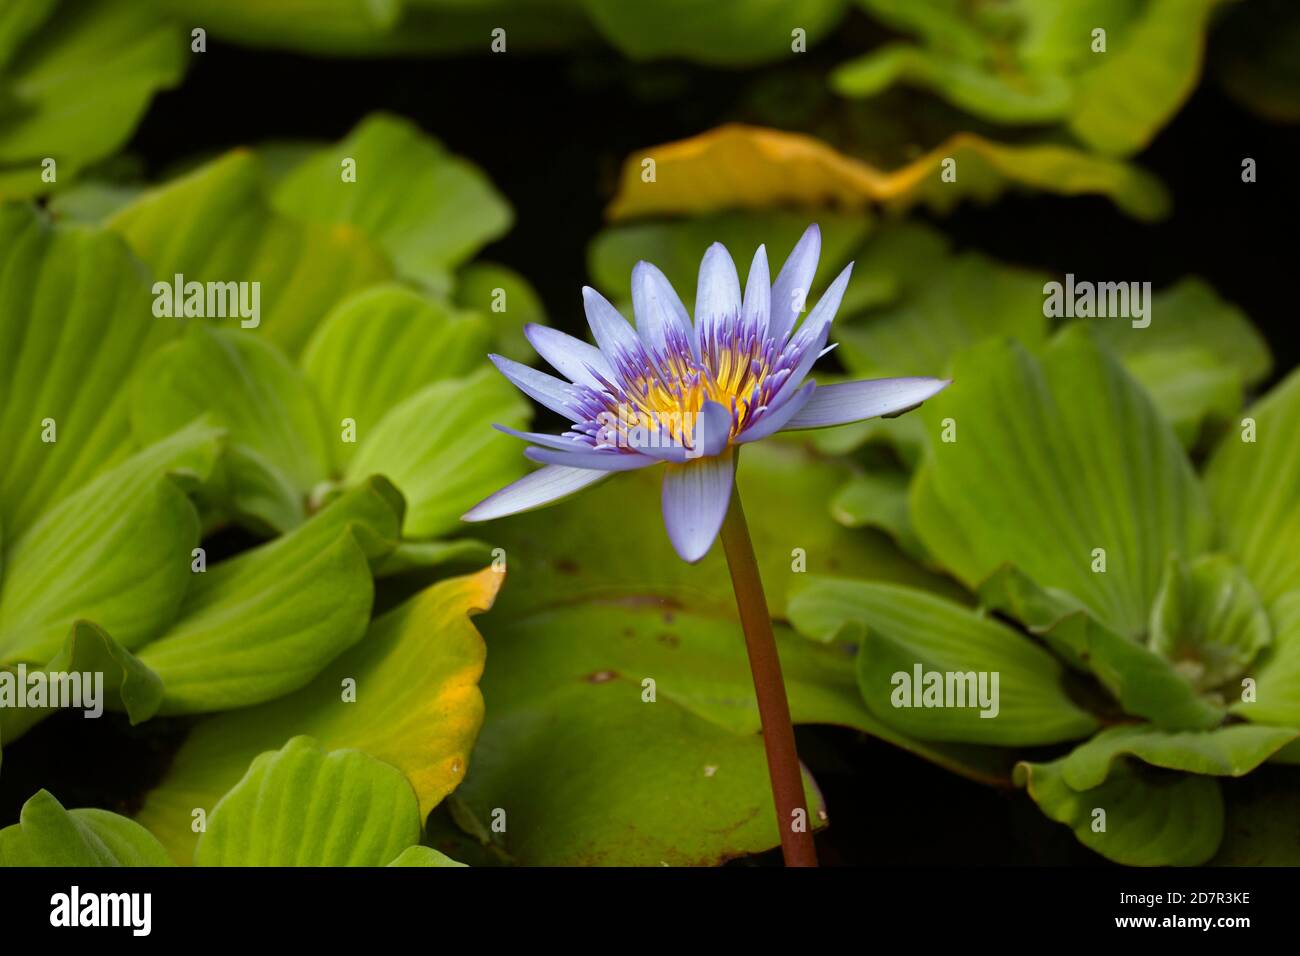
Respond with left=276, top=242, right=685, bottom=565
left=614, top=329, right=777, bottom=448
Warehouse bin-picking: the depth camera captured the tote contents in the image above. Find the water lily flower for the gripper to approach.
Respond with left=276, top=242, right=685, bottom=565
left=463, top=223, right=950, bottom=562
left=463, top=224, right=948, bottom=867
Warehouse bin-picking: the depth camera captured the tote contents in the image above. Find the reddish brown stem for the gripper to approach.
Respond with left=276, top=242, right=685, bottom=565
left=718, top=477, right=818, bottom=867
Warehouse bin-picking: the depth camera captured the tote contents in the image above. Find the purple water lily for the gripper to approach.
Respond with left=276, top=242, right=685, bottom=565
left=463, top=224, right=950, bottom=563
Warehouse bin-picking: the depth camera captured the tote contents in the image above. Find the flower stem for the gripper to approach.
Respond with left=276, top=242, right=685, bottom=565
left=718, top=477, right=818, bottom=868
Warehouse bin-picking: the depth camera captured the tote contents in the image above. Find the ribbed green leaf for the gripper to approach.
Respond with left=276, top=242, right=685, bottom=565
left=585, top=0, right=847, bottom=65
left=1014, top=755, right=1223, bottom=866
left=137, top=569, right=499, bottom=863
left=836, top=0, right=1223, bottom=157
left=1205, top=368, right=1300, bottom=606
left=41, top=620, right=163, bottom=723
left=133, top=325, right=334, bottom=507
left=1059, top=723, right=1299, bottom=791
left=108, top=150, right=391, bottom=354
left=978, top=564, right=1224, bottom=730
left=194, top=737, right=421, bottom=866
left=0, top=204, right=182, bottom=538
left=387, top=845, right=466, bottom=867
left=1232, top=590, right=1300, bottom=726
left=788, top=578, right=1098, bottom=745
left=272, top=113, right=511, bottom=293
left=0, top=0, right=185, bottom=197
left=0, top=423, right=220, bottom=664
left=913, top=325, right=1212, bottom=640
left=0, top=790, right=171, bottom=866
left=344, top=369, right=530, bottom=539
left=453, top=262, right=547, bottom=365
left=138, top=478, right=403, bottom=714
left=301, top=284, right=490, bottom=470
left=1149, top=554, right=1271, bottom=693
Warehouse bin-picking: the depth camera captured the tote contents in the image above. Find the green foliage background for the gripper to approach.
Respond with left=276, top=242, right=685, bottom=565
left=0, top=0, right=1298, bottom=866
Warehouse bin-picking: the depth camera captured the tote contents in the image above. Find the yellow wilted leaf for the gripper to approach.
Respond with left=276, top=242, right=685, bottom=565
left=607, top=124, right=1168, bottom=222
left=135, top=567, right=502, bottom=863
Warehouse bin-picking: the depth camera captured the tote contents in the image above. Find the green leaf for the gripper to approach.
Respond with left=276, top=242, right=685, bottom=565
left=453, top=262, right=547, bottom=365
left=834, top=236, right=1255, bottom=449
left=448, top=449, right=1013, bottom=866
left=978, top=564, right=1225, bottom=730
left=1014, top=755, right=1223, bottom=866
left=830, top=466, right=929, bottom=561
left=387, top=845, right=466, bottom=867
left=448, top=679, right=826, bottom=866
left=149, top=0, right=594, bottom=57
left=0, top=790, right=171, bottom=866
left=1149, top=554, right=1271, bottom=693
left=343, top=370, right=531, bottom=539
left=132, top=325, right=334, bottom=505
left=301, top=284, right=490, bottom=470
left=1092, top=278, right=1270, bottom=445
left=0, top=0, right=186, bottom=197
left=271, top=113, right=511, bottom=293
left=1058, top=723, right=1299, bottom=791
left=1119, top=348, right=1242, bottom=448
left=136, top=569, right=500, bottom=863
left=0, top=204, right=182, bottom=539
left=1232, top=590, right=1300, bottom=726
left=0, top=0, right=59, bottom=65
left=194, top=737, right=422, bottom=867
left=788, top=578, right=1098, bottom=745
left=0, top=422, right=219, bottom=664
left=832, top=42, right=1071, bottom=124
left=584, top=0, right=848, bottom=65
left=41, top=620, right=163, bottom=724
left=196, top=444, right=308, bottom=537
left=1065, top=0, right=1223, bottom=155
left=108, top=149, right=391, bottom=354
left=138, top=478, right=403, bottom=714
left=835, top=240, right=1049, bottom=379
left=912, top=325, right=1212, bottom=640
left=837, top=0, right=1223, bottom=157
left=1205, top=368, right=1300, bottom=607
left=1092, top=277, right=1272, bottom=387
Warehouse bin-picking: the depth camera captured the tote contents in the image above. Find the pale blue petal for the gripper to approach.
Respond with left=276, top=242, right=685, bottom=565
left=693, top=398, right=733, bottom=458
left=493, top=423, right=594, bottom=452
left=769, top=224, right=820, bottom=344
left=695, top=242, right=741, bottom=348
left=771, top=262, right=853, bottom=406
left=632, top=260, right=696, bottom=360
left=661, top=454, right=735, bottom=563
left=741, top=244, right=770, bottom=338
left=582, top=286, right=644, bottom=368
left=524, top=447, right=659, bottom=471
left=462, top=465, right=610, bottom=522
left=524, top=324, right=615, bottom=390
left=489, top=353, right=585, bottom=420
left=782, top=377, right=951, bottom=430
